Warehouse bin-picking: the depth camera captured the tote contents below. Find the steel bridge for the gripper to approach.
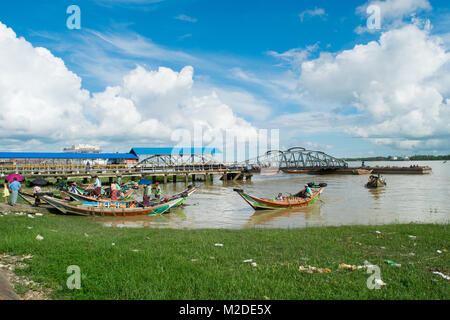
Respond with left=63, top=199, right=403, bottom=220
left=245, top=147, right=348, bottom=170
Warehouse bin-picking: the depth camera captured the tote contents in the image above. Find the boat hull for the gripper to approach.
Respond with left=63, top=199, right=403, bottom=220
left=41, top=195, right=184, bottom=216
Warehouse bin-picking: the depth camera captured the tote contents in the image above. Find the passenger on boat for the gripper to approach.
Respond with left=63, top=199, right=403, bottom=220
left=154, top=182, right=162, bottom=200
left=304, top=184, right=313, bottom=198
left=93, top=176, right=102, bottom=198
left=110, top=183, right=118, bottom=201
left=276, top=193, right=283, bottom=200
left=70, top=182, right=81, bottom=195
left=117, top=175, right=122, bottom=187
left=143, top=183, right=152, bottom=207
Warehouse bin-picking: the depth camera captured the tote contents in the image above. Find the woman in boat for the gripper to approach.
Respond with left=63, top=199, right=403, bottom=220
left=143, top=183, right=152, bottom=207
left=110, top=183, right=118, bottom=201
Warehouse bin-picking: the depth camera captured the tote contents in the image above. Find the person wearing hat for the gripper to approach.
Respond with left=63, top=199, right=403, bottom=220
left=153, top=182, right=162, bottom=200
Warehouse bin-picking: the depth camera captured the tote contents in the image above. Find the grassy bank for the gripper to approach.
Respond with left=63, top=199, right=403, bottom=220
left=0, top=214, right=448, bottom=299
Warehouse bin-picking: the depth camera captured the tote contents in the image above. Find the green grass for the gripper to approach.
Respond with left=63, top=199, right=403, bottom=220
left=0, top=214, right=448, bottom=299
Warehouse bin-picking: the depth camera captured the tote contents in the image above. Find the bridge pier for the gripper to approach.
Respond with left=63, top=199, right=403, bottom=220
left=163, top=175, right=167, bottom=184
left=172, top=175, right=177, bottom=183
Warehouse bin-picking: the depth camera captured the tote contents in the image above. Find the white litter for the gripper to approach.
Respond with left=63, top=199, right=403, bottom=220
left=27, top=214, right=34, bottom=219
left=251, top=262, right=257, bottom=267
left=111, top=243, right=115, bottom=246
left=408, top=235, right=416, bottom=239
left=432, top=271, right=450, bottom=280
left=437, top=250, right=442, bottom=254
left=243, top=259, right=253, bottom=263
left=35, top=234, right=44, bottom=241
left=375, top=231, right=381, bottom=234
left=214, top=243, right=223, bottom=247
left=84, top=233, right=89, bottom=237
left=35, top=213, right=43, bottom=217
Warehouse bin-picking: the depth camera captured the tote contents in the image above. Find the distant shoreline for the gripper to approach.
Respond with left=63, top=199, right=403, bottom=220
left=344, top=156, right=450, bottom=161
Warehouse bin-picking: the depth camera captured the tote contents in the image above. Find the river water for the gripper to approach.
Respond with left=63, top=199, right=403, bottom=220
left=97, top=161, right=449, bottom=229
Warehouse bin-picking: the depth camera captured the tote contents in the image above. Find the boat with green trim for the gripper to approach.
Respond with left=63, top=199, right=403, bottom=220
left=233, top=183, right=326, bottom=210
left=41, top=194, right=185, bottom=216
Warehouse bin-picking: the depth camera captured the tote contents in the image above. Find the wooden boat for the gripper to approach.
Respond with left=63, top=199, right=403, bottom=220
left=41, top=194, right=185, bottom=216
left=352, top=168, right=373, bottom=175
left=63, top=188, right=134, bottom=203
left=282, top=169, right=309, bottom=174
left=366, top=175, right=386, bottom=188
left=233, top=183, right=326, bottom=210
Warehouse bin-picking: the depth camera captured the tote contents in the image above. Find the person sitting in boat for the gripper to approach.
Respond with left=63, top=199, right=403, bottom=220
left=70, top=182, right=81, bottom=195
left=304, top=184, right=313, bottom=198
left=275, top=193, right=283, bottom=200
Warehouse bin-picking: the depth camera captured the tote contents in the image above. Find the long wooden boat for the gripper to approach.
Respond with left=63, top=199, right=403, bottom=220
left=366, top=175, right=386, bottom=188
left=41, top=194, right=185, bottom=216
left=233, top=184, right=326, bottom=210
left=352, top=168, right=373, bottom=175
left=63, top=188, right=134, bottom=203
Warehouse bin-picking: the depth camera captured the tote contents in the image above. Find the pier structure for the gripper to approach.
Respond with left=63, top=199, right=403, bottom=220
left=0, top=148, right=252, bottom=183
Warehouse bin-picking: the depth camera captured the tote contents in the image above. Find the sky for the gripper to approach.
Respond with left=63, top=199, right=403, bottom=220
left=0, top=0, right=449, bottom=158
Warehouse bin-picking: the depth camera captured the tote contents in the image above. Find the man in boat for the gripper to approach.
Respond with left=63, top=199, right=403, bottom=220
left=275, top=193, right=283, bottom=200
left=93, top=176, right=102, bottom=198
left=70, top=182, right=81, bottom=195
left=304, top=184, right=313, bottom=198
left=117, top=175, right=122, bottom=187
left=154, top=182, right=162, bottom=200
left=86, top=161, right=90, bottom=174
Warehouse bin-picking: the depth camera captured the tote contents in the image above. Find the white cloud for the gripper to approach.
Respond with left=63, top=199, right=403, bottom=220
left=174, top=14, right=198, bottom=23
left=0, top=22, right=258, bottom=152
left=299, top=7, right=326, bottom=22
left=267, top=44, right=319, bottom=70
left=298, top=24, right=450, bottom=150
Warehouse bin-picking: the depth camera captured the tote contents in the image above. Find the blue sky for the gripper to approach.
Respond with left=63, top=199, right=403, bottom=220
left=0, top=0, right=449, bottom=157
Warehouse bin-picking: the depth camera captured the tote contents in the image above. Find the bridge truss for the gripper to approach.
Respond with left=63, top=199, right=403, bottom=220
left=247, top=147, right=347, bottom=170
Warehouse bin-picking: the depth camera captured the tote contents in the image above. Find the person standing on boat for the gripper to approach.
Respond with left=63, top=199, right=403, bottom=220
left=8, top=177, right=21, bottom=206
left=86, top=161, right=90, bottom=174
left=117, top=175, right=122, bottom=187
left=276, top=193, right=283, bottom=200
left=93, top=176, right=102, bottom=198
left=143, top=183, right=152, bottom=207
left=110, top=183, right=118, bottom=201
left=154, top=182, right=162, bottom=200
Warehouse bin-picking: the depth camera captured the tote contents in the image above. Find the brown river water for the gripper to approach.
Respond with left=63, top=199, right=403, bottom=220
left=95, top=161, right=449, bottom=229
